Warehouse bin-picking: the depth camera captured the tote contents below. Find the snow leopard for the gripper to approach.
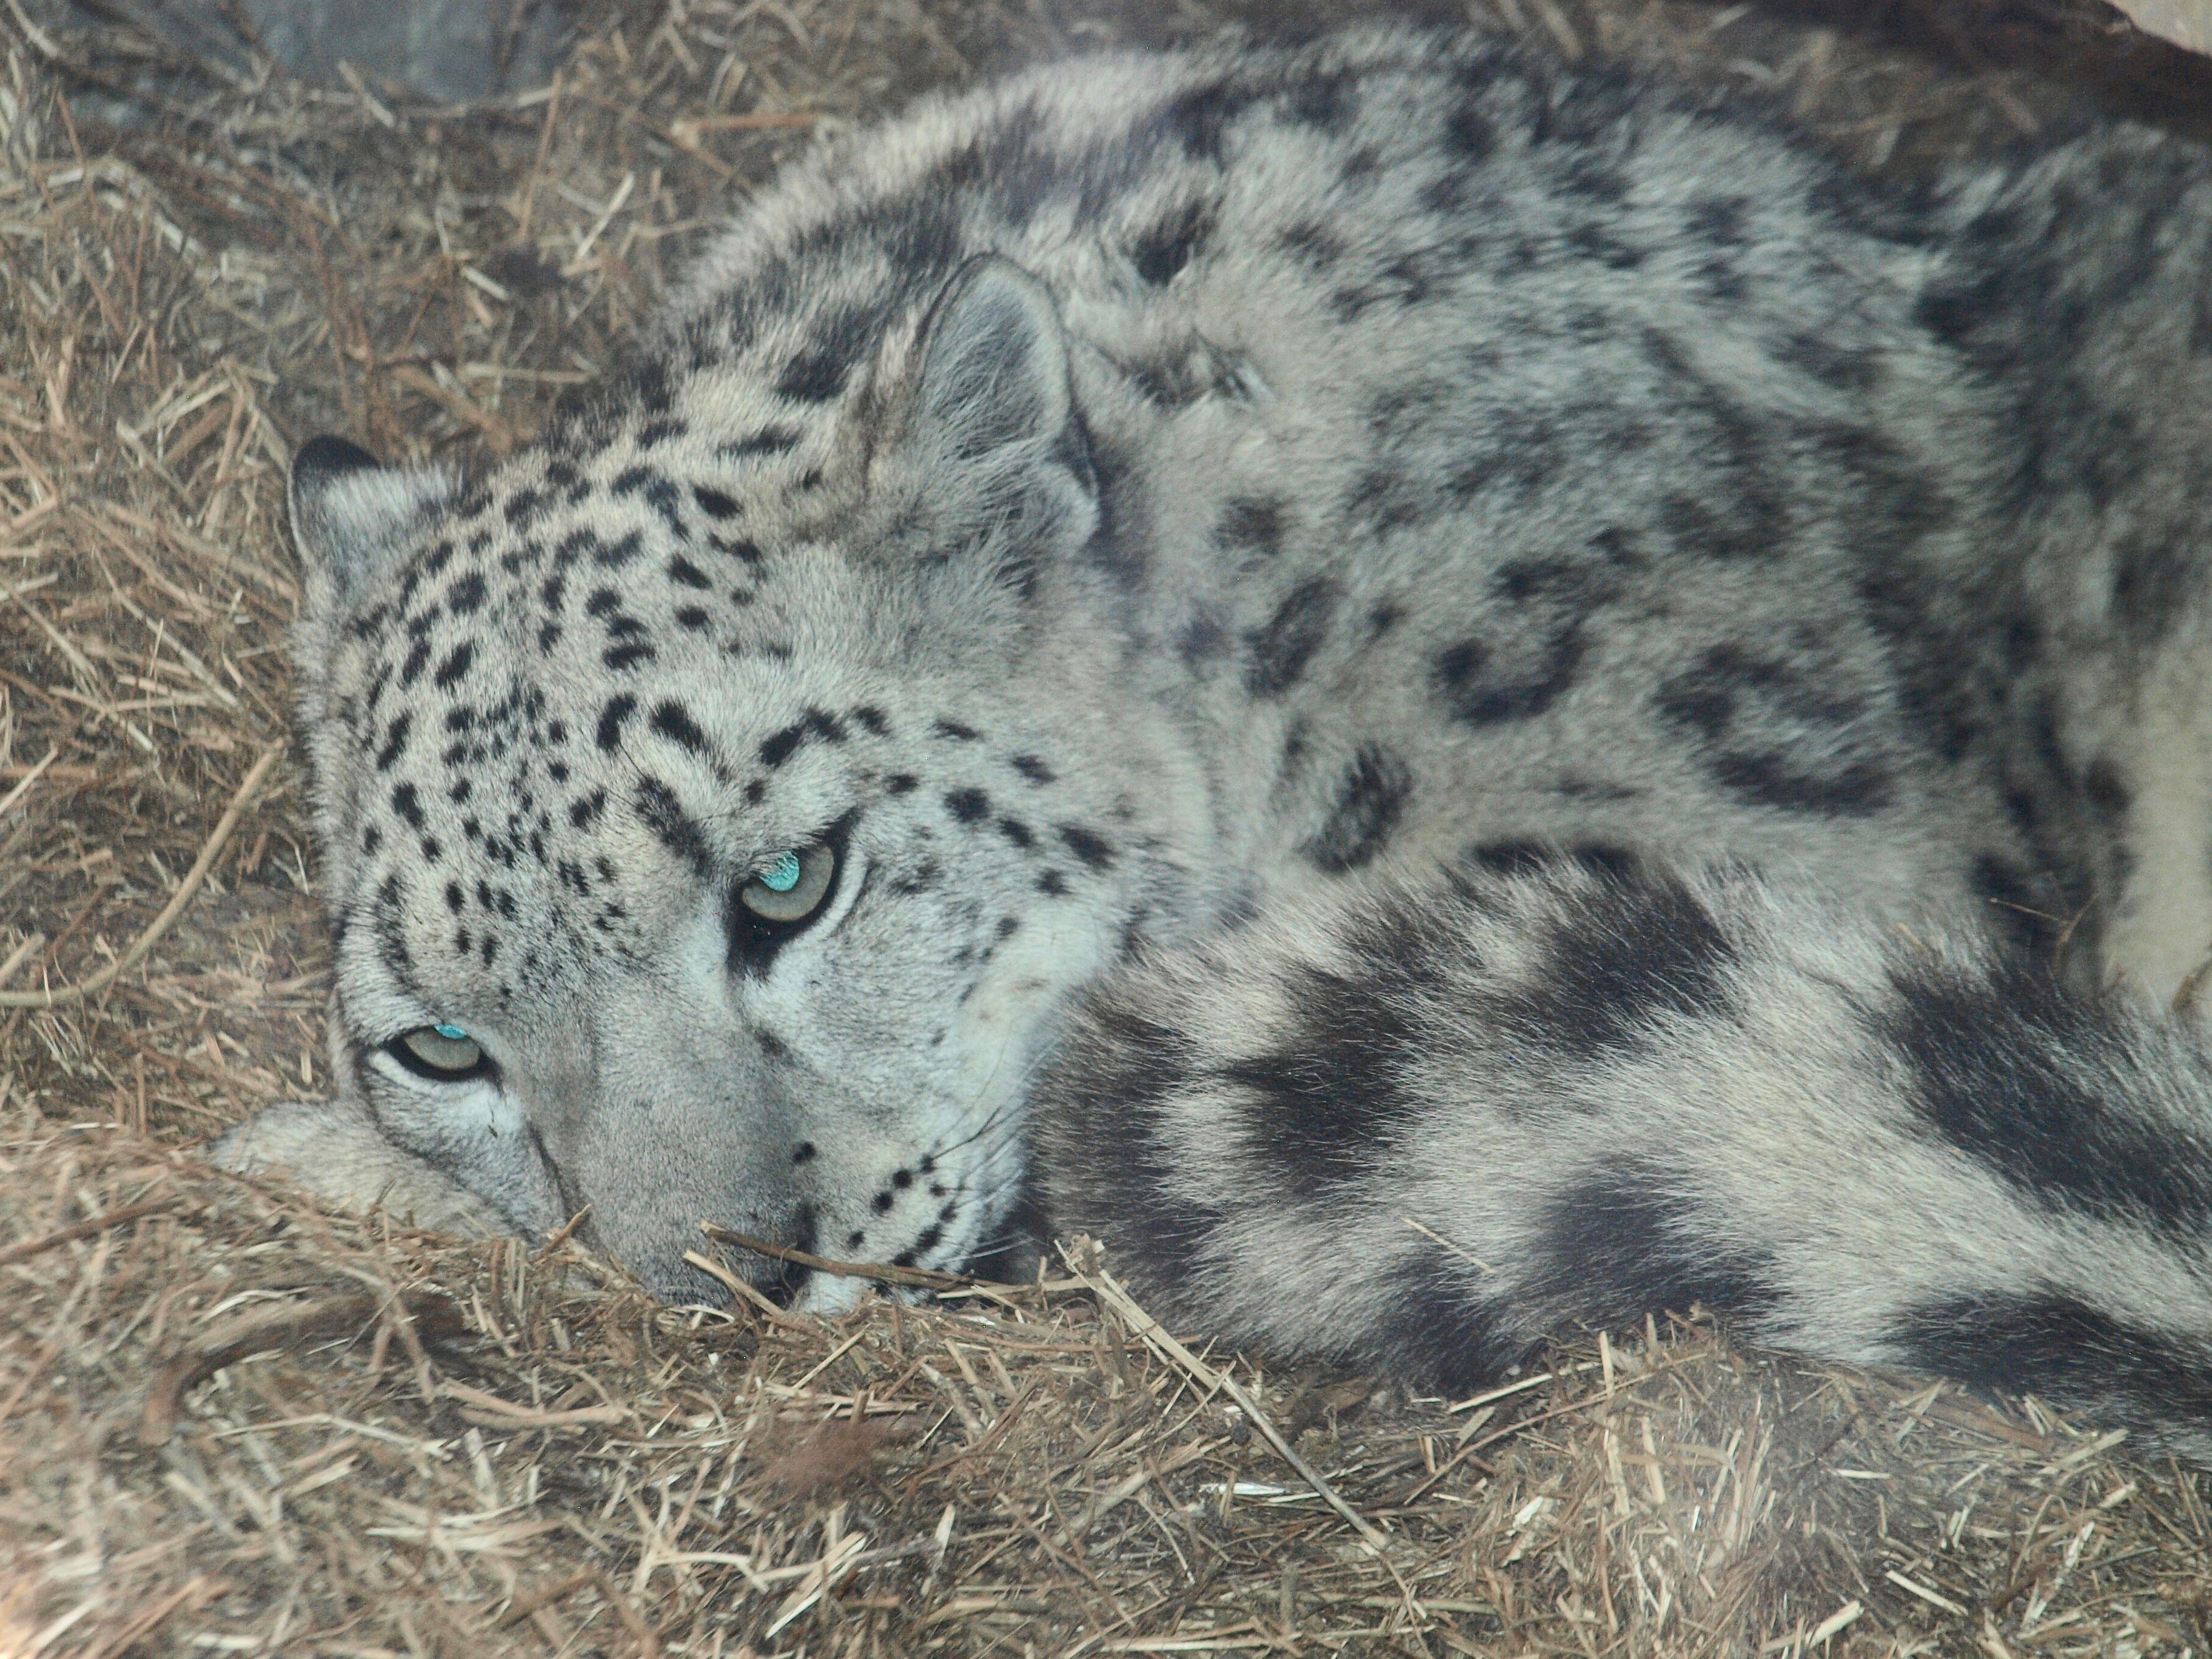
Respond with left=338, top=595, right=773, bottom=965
left=213, top=26, right=2212, bottom=1459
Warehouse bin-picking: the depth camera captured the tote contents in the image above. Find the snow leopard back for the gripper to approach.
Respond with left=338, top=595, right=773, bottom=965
left=646, top=30, right=2027, bottom=934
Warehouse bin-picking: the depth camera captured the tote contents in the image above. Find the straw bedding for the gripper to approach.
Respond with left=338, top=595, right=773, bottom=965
left=1, top=1, right=2210, bottom=1652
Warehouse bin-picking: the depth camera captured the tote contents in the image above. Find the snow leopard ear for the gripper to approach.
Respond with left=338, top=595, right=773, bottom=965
left=289, top=435, right=456, bottom=627
left=896, top=255, right=1098, bottom=597
left=913, top=255, right=1076, bottom=460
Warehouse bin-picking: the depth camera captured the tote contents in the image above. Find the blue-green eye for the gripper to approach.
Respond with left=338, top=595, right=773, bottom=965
left=738, top=843, right=837, bottom=923
left=392, top=1024, right=487, bottom=1080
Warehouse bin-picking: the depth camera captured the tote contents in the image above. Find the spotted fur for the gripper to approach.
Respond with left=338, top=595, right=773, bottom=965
left=214, top=28, right=2212, bottom=1458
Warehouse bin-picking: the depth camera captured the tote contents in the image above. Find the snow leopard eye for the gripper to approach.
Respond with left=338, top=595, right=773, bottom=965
left=389, top=1023, right=489, bottom=1081
left=737, top=843, right=837, bottom=923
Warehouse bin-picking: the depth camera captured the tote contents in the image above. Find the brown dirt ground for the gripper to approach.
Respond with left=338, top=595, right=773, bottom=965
left=2, top=1, right=2211, bottom=1654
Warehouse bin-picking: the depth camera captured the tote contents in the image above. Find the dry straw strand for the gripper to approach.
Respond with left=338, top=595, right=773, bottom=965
left=0, top=742, right=280, bottom=1007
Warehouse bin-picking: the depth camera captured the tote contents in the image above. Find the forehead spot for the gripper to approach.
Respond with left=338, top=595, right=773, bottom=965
left=650, top=700, right=709, bottom=753
left=597, top=694, right=638, bottom=752
left=758, top=708, right=846, bottom=769
left=717, top=425, right=800, bottom=460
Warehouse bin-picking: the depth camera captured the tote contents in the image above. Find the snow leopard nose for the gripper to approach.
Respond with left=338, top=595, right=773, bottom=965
left=716, top=1202, right=818, bottom=1309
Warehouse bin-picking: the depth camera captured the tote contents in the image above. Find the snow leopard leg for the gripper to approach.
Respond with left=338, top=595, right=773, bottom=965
left=1033, top=860, right=2212, bottom=1461
left=210, top=1098, right=512, bottom=1238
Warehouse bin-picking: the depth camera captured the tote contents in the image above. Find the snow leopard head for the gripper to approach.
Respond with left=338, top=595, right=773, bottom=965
left=287, top=257, right=1206, bottom=1305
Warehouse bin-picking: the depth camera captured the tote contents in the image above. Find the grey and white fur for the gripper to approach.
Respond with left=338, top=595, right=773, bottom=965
left=213, top=27, right=2212, bottom=1460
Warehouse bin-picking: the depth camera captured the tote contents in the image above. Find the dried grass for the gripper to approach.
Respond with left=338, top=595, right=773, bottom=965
left=6, top=1104, right=2211, bottom=1657
left=2, top=0, right=2211, bottom=1652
